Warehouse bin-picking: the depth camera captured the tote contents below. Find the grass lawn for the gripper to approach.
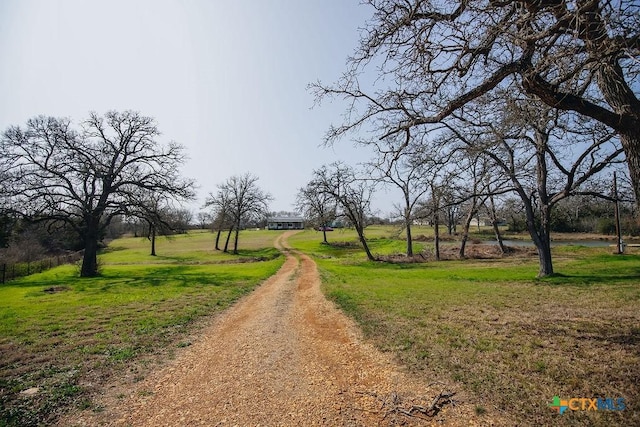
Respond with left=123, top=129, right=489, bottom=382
left=0, top=229, right=284, bottom=427
left=289, top=228, right=640, bottom=427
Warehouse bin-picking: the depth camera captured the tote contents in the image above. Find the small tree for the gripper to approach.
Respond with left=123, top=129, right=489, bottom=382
left=0, top=111, right=195, bottom=277
left=214, top=173, right=272, bottom=254
left=295, top=183, right=336, bottom=243
left=131, top=192, right=180, bottom=257
left=196, top=211, right=212, bottom=230
left=366, top=132, right=433, bottom=256
left=311, top=163, right=376, bottom=261
left=204, top=187, right=233, bottom=251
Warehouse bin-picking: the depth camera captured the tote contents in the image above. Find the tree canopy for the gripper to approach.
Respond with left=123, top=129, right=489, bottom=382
left=205, top=173, right=272, bottom=254
left=314, top=0, right=640, bottom=203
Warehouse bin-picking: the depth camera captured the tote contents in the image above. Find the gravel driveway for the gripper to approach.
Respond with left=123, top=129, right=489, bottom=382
left=60, top=231, right=484, bottom=426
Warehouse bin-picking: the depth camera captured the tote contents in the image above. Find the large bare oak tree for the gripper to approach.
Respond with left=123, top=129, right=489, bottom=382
left=0, top=111, right=195, bottom=277
left=448, top=95, right=624, bottom=276
left=313, top=0, right=640, bottom=203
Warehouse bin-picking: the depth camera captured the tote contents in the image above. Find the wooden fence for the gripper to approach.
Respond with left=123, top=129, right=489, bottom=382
left=0, top=251, right=83, bottom=284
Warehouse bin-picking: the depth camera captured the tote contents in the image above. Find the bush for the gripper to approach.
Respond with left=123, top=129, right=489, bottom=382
left=597, top=218, right=616, bottom=235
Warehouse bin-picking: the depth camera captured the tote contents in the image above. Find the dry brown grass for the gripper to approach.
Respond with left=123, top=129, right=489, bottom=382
left=318, top=246, right=640, bottom=426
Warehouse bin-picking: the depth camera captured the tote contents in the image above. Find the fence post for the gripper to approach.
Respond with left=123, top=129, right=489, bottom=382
left=1, top=264, right=5, bottom=284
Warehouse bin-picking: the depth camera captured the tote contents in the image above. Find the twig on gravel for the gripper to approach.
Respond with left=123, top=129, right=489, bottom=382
left=425, top=381, right=446, bottom=388
left=374, top=389, right=458, bottom=422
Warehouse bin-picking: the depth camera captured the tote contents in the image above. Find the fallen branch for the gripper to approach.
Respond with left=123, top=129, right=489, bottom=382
left=356, top=388, right=458, bottom=422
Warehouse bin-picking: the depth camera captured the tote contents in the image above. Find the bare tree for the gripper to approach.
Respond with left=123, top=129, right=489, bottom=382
left=448, top=97, right=624, bottom=276
left=130, top=191, right=169, bottom=257
left=311, top=163, right=376, bottom=261
left=204, top=187, right=234, bottom=251
left=367, top=134, right=429, bottom=256
left=295, top=183, right=336, bottom=243
left=0, top=111, right=195, bottom=277
left=485, top=191, right=508, bottom=255
left=313, top=0, right=640, bottom=204
left=196, top=211, right=212, bottom=230
left=457, top=156, right=492, bottom=258
left=414, top=170, right=457, bottom=261
left=166, top=208, right=193, bottom=233
left=139, top=202, right=191, bottom=256
left=216, top=173, right=272, bottom=254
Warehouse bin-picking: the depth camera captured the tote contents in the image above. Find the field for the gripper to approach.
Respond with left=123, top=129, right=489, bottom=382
left=1, top=226, right=639, bottom=426
left=0, top=230, right=283, bottom=426
left=289, top=227, right=640, bottom=426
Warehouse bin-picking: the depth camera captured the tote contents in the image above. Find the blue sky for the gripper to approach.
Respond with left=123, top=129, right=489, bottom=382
left=0, top=0, right=391, bottom=215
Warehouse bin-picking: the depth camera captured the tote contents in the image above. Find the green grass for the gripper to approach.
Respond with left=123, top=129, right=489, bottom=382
left=288, top=226, right=426, bottom=259
left=2, top=226, right=637, bottom=426
left=102, top=229, right=280, bottom=264
left=0, top=229, right=284, bottom=427
left=289, top=228, right=640, bottom=427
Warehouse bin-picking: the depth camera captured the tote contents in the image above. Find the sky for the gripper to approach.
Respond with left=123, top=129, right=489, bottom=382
left=0, top=0, right=396, bottom=216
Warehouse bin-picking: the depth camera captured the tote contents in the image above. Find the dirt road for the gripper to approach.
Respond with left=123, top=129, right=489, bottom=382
left=62, top=231, right=483, bottom=426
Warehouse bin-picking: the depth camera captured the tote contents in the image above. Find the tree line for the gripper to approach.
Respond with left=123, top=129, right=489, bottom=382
left=1, top=108, right=634, bottom=281
left=0, top=109, right=277, bottom=277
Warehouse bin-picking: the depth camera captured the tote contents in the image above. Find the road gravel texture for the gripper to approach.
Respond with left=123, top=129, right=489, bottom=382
left=61, top=231, right=493, bottom=426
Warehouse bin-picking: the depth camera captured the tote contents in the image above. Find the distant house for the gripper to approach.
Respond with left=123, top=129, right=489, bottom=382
left=469, top=217, right=507, bottom=227
left=267, top=216, right=304, bottom=230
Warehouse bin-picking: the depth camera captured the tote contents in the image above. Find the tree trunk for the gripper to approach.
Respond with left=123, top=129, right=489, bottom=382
left=447, top=208, right=455, bottom=235
left=459, top=205, right=477, bottom=259
left=620, top=132, right=640, bottom=206
left=488, top=195, right=506, bottom=254
left=595, top=59, right=640, bottom=205
left=150, top=226, right=157, bottom=256
left=406, top=218, right=413, bottom=257
left=491, top=219, right=506, bottom=255
left=80, top=236, right=99, bottom=277
left=523, top=201, right=554, bottom=277
left=534, top=211, right=554, bottom=277
left=223, top=227, right=233, bottom=253
left=215, top=228, right=222, bottom=250
left=356, top=225, right=375, bottom=261
left=534, top=235, right=553, bottom=278
left=233, top=223, right=240, bottom=254
left=322, top=227, right=328, bottom=243
left=433, top=213, right=440, bottom=261
left=402, top=195, right=413, bottom=256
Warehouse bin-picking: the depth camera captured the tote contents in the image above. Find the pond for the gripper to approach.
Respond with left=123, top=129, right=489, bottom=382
left=481, top=239, right=615, bottom=248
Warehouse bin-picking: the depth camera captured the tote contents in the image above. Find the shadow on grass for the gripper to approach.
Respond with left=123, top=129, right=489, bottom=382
left=14, top=267, right=255, bottom=298
left=99, top=245, right=127, bottom=254
left=537, top=270, right=640, bottom=286
left=136, top=247, right=281, bottom=264
left=604, top=328, right=640, bottom=347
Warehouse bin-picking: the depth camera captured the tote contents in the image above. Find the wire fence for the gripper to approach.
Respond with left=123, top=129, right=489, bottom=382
left=0, top=251, right=83, bottom=284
